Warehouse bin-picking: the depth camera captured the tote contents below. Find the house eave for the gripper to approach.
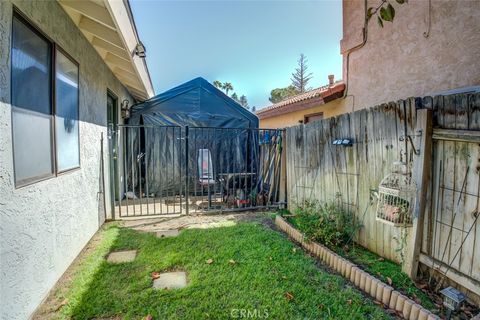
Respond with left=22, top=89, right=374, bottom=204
left=58, top=0, right=154, bottom=101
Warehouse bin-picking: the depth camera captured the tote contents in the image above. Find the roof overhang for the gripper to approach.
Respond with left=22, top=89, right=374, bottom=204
left=58, top=0, right=154, bottom=101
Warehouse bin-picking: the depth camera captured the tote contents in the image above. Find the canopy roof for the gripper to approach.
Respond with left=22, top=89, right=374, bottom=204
left=129, top=77, right=258, bottom=128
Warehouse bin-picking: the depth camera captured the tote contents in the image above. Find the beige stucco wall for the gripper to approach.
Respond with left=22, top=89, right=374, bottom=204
left=342, top=0, right=480, bottom=110
left=259, top=99, right=348, bottom=129
left=0, top=1, right=133, bottom=319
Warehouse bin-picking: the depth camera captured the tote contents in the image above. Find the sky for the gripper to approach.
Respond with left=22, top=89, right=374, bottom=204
left=130, top=0, right=343, bottom=110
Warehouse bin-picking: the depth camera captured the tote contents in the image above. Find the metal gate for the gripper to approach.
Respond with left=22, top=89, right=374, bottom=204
left=109, top=124, right=285, bottom=218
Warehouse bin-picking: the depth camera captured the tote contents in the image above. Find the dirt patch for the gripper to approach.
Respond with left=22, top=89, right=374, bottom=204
left=31, top=224, right=115, bottom=320
left=124, top=212, right=273, bottom=233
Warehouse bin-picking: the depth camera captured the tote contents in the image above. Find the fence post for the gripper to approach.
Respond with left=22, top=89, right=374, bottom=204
left=184, top=126, right=189, bottom=215
left=279, top=129, right=287, bottom=207
left=403, top=108, right=433, bottom=279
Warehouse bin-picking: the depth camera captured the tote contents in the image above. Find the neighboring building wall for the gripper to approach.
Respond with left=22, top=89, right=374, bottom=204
left=341, top=0, right=480, bottom=110
left=0, top=1, right=133, bottom=319
left=259, top=99, right=346, bottom=129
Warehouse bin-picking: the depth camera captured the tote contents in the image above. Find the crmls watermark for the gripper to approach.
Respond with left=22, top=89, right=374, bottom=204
left=230, top=308, right=269, bottom=318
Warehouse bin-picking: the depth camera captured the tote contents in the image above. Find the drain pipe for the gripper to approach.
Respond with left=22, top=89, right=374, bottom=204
left=342, top=0, right=370, bottom=111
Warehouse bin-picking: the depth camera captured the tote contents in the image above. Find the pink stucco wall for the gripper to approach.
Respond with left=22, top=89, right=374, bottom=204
left=341, top=0, right=480, bottom=111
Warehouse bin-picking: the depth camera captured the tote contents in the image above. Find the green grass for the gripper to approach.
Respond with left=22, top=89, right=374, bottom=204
left=286, top=215, right=437, bottom=312
left=55, top=219, right=390, bottom=319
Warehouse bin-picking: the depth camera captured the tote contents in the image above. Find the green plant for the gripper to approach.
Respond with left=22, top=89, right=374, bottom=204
left=292, top=201, right=362, bottom=248
left=367, top=0, right=407, bottom=28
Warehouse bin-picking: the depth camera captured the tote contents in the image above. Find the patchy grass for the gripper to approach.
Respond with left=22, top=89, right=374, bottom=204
left=44, top=218, right=391, bottom=319
left=33, top=223, right=121, bottom=319
left=334, top=245, right=436, bottom=310
left=286, top=215, right=437, bottom=312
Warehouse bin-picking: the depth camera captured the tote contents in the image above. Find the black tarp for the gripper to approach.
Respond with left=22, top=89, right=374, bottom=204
left=125, top=77, right=259, bottom=196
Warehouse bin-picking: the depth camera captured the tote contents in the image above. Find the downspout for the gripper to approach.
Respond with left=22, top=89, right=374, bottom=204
left=342, top=0, right=370, bottom=111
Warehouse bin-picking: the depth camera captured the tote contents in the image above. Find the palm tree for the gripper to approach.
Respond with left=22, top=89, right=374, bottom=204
left=213, top=80, right=223, bottom=89
left=239, top=95, right=248, bottom=108
left=223, top=82, right=233, bottom=95
left=231, top=92, right=239, bottom=102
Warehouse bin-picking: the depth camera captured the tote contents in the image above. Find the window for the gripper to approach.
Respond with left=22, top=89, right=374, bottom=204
left=11, top=12, right=80, bottom=186
left=11, top=15, right=54, bottom=185
left=304, top=112, right=324, bottom=124
left=55, top=50, right=79, bottom=172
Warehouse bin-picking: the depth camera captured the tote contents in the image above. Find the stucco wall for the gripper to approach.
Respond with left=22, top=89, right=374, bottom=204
left=0, top=1, right=133, bottom=319
left=342, top=0, right=480, bottom=110
left=259, top=99, right=347, bottom=129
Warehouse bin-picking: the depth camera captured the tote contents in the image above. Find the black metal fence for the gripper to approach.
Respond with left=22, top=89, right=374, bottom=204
left=109, top=124, right=284, bottom=218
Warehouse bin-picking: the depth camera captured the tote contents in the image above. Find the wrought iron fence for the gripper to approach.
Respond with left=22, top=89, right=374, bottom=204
left=109, top=124, right=285, bottom=218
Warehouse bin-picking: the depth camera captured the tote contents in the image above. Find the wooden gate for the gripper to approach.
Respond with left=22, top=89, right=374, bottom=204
left=419, top=93, right=480, bottom=297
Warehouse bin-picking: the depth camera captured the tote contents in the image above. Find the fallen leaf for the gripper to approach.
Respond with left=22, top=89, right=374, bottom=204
left=284, top=292, right=294, bottom=301
left=346, top=299, right=352, bottom=305
left=386, top=277, right=393, bottom=285
left=269, top=256, right=273, bottom=261
left=151, top=272, right=160, bottom=280
left=282, top=275, right=287, bottom=280
left=206, top=259, right=214, bottom=264
left=292, top=248, right=297, bottom=253
left=377, top=257, right=385, bottom=262
left=145, top=315, right=153, bottom=320
left=229, top=259, right=236, bottom=265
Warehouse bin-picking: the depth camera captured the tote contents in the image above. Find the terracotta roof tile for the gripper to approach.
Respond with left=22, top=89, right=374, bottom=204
left=256, top=82, right=345, bottom=119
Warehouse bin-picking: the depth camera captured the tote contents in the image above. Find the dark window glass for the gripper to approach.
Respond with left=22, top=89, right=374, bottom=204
left=11, top=15, right=54, bottom=184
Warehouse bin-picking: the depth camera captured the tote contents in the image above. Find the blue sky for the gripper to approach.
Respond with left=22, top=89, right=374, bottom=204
left=130, top=0, right=343, bottom=109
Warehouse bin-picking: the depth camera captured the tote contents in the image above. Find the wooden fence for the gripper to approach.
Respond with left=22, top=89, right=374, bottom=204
left=285, top=93, right=480, bottom=299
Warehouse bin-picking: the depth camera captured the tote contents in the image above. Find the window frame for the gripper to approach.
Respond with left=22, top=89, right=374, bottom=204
left=11, top=8, right=80, bottom=188
left=304, top=112, right=324, bottom=124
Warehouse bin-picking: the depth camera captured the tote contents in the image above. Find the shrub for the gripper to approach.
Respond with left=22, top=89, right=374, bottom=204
left=292, top=200, right=361, bottom=248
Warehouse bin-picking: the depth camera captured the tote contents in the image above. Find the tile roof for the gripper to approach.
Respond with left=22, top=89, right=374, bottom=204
left=256, top=82, right=345, bottom=119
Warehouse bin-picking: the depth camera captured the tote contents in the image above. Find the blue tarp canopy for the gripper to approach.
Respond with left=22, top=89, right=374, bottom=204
left=124, top=77, right=261, bottom=197
left=128, top=77, right=258, bottom=128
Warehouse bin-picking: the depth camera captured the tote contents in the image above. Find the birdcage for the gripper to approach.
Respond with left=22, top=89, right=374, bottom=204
left=376, top=162, right=416, bottom=227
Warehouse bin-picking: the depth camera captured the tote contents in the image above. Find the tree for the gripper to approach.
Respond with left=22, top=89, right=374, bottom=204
left=213, top=80, right=223, bottom=89
left=291, top=53, right=313, bottom=93
left=239, top=95, right=248, bottom=108
left=231, top=92, right=239, bottom=103
left=223, top=82, right=233, bottom=95
left=269, top=85, right=300, bottom=103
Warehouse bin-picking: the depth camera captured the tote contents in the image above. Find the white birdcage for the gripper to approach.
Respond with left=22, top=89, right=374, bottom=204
left=376, top=161, right=416, bottom=227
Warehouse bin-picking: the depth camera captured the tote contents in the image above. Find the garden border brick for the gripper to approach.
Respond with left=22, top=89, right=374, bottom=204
left=275, top=215, right=440, bottom=320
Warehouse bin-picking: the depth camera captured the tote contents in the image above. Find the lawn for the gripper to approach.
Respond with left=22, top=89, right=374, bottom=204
left=45, top=217, right=390, bottom=319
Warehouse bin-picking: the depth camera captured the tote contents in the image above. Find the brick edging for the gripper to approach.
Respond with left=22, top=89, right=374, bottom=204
left=275, top=215, right=440, bottom=320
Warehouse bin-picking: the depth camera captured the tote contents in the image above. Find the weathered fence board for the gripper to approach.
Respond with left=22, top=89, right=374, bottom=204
left=286, top=92, right=480, bottom=297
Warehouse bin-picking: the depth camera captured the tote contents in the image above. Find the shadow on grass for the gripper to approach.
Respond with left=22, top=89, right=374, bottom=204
left=66, top=222, right=390, bottom=320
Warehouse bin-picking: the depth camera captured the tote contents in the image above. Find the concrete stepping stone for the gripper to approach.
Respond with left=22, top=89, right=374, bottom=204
left=153, top=271, right=187, bottom=290
left=106, top=250, right=137, bottom=263
left=156, top=229, right=179, bottom=238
